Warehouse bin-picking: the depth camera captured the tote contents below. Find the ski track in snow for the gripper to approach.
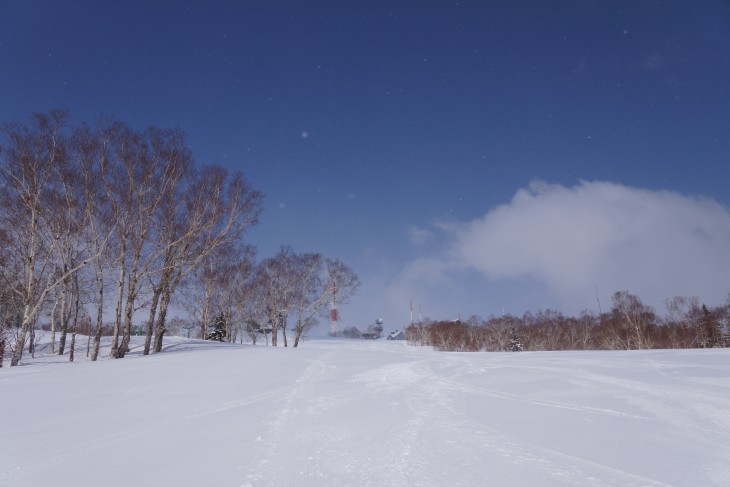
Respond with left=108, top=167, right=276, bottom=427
left=0, top=382, right=290, bottom=485
left=2, top=338, right=730, bottom=486
left=241, top=350, right=680, bottom=487
left=510, top=359, right=730, bottom=449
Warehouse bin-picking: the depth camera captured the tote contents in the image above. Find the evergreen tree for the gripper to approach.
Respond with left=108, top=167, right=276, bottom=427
left=699, top=305, right=722, bottom=348
left=206, top=313, right=227, bottom=342
left=508, top=327, right=523, bottom=352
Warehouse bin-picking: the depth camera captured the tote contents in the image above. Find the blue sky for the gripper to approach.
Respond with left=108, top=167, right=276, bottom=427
left=2, top=1, right=729, bottom=330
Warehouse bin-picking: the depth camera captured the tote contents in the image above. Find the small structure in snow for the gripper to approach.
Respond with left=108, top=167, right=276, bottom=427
left=361, top=318, right=384, bottom=339
left=387, top=330, right=405, bottom=340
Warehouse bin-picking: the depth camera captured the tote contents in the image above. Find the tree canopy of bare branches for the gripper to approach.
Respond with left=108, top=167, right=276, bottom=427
left=2, top=112, right=375, bottom=365
left=1, top=111, right=263, bottom=365
left=0, top=111, right=110, bottom=366
left=406, top=291, right=730, bottom=352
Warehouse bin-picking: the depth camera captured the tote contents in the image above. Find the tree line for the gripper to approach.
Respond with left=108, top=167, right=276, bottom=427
left=0, top=111, right=358, bottom=367
left=406, top=291, right=730, bottom=352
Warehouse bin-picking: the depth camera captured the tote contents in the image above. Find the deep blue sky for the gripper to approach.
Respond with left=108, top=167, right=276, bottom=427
left=2, top=1, right=729, bottom=328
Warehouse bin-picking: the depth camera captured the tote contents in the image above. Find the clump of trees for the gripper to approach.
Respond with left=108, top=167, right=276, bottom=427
left=340, top=318, right=383, bottom=339
left=1, top=111, right=360, bottom=367
left=181, top=245, right=359, bottom=347
left=0, top=111, right=264, bottom=366
left=406, top=291, right=730, bottom=352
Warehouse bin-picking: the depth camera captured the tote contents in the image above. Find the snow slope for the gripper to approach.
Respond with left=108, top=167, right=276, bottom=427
left=1, top=338, right=729, bottom=486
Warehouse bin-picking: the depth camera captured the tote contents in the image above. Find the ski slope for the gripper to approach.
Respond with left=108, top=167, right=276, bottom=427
left=2, top=338, right=729, bottom=486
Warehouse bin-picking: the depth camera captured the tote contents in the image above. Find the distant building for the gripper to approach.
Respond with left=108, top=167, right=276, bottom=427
left=387, top=330, right=405, bottom=340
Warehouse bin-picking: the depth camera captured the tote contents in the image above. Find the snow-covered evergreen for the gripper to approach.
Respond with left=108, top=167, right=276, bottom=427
left=509, top=327, right=523, bottom=352
left=206, top=313, right=227, bottom=342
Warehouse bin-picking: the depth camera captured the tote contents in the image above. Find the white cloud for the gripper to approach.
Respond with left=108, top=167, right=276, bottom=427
left=383, top=256, right=459, bottom=323
left=392, top=181, right=730, bottom=316
left=406, top=225, right=434, bottom=246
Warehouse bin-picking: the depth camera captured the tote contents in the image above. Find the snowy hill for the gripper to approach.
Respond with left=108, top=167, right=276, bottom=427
left=2, top=338, right=729, bottom=486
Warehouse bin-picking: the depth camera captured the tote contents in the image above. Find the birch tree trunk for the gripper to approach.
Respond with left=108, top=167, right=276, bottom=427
left=29, top=326, right=35, bottom=357
left=152, top=285, right=173, bottom=353
left=144, top=284, right=162, bottom=355
left=50, top=288, right=59, bottom=354
left=68, top=270, right=81, bottom=362
left=110, top=241, right=126, bottom=358
left=117, top=257, right=141, bottom=358
left=58, top=274, right=69, bottom=355
left=91, top=272, right=104, bottom=361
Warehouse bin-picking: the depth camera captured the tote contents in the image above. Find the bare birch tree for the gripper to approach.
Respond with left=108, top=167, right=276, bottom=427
left=253, top=247, right=301, bottom=347
left=104, top=127, right=190, bottom=358
left=101, top=123, right=135, bottom=358
left=0, top=111, right=105, bottom=366
left=608, top=291, right=657, bottom=350
left=178, top=243, right=255, bottom=344
left=44, top=134, right=93, bottom=356
left=0, top=230, right=23, bottom=366
left=251, top=247, right=359, bottom=347
left=292, top=257, right=359, bottom=347
left=73, top=120, right=118, bottom=361
left=147, top=166, right=261, bottom=353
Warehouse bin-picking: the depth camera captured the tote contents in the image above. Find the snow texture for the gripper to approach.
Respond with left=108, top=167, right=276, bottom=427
left=1, top=337, right=729, bottom=486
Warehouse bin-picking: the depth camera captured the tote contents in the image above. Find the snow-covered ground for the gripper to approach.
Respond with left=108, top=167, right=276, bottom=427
left=1, top=337, right=729, bottom=487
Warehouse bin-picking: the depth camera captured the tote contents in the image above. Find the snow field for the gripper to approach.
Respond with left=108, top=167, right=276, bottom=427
left=1, top=338, right=729, bottom=486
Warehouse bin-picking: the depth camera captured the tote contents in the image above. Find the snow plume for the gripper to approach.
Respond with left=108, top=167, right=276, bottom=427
left=394, top=181, right=730, bottom=317
left=406, top=225, right=434, bottom=246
